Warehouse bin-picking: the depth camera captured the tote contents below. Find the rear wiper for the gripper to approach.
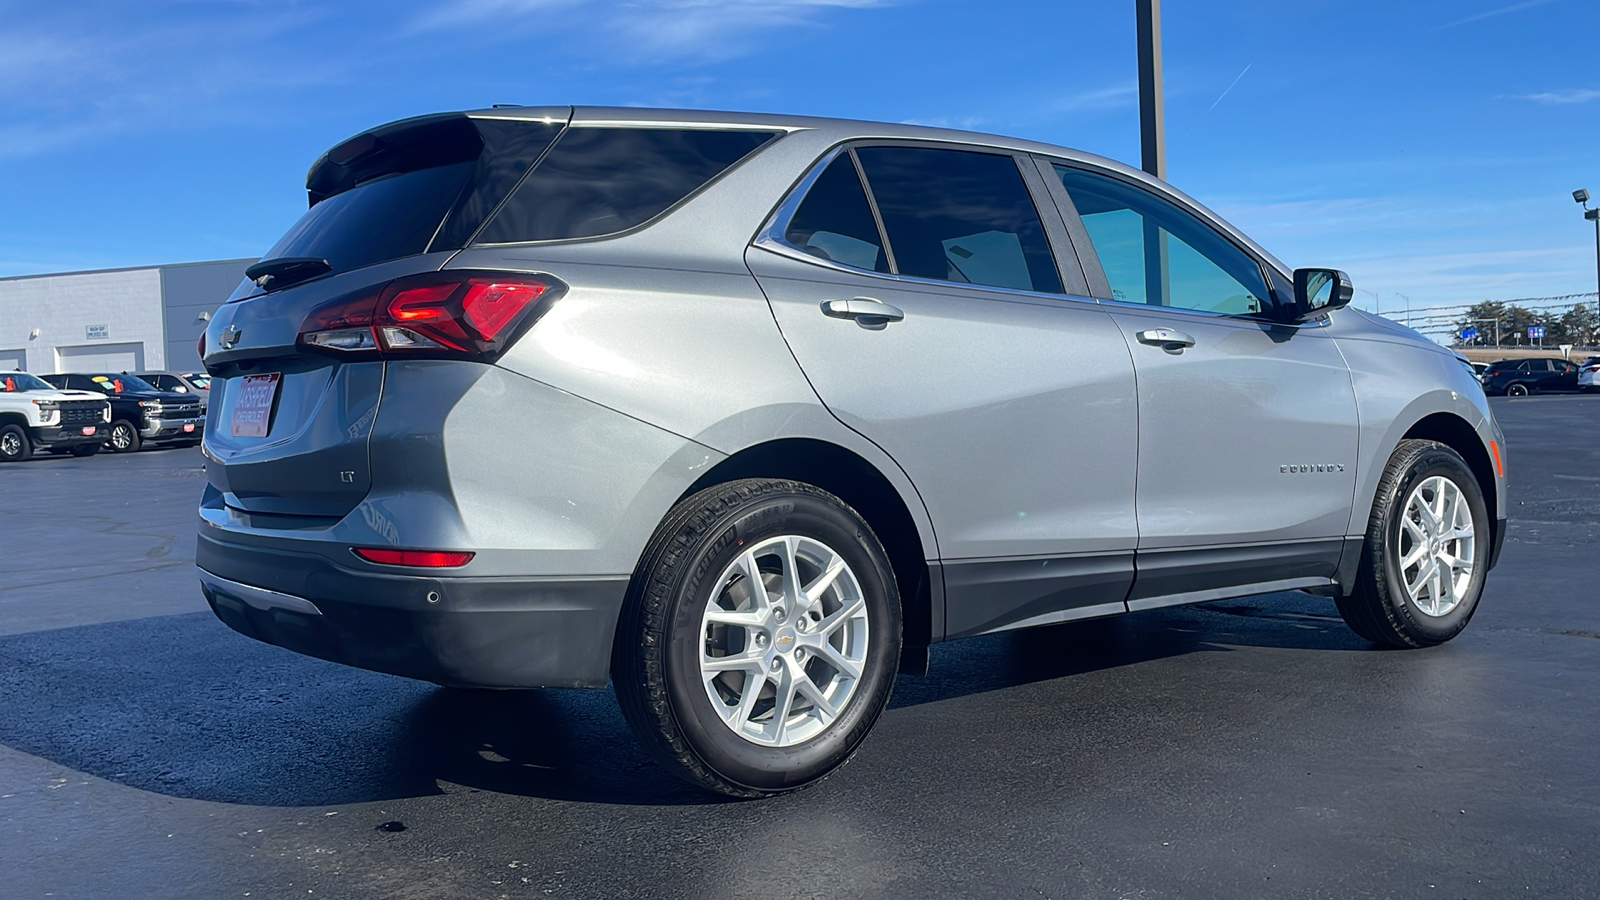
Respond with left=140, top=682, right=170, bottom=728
left=245, top=257, right=331, bottom=290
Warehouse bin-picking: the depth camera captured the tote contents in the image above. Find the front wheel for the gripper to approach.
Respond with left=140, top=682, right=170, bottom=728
left=107, top=420, right=141, bottom=452
left=1336, top=440, right=1489, bottom=648
left=613, top=478, right=902, bottom=797
left=0, top=424, right=30, bottom=462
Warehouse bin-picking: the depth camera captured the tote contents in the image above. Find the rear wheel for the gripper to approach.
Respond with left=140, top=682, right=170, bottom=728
left=1336, top=440, right=1488, bottom=648
left=0, top=424, right=30, bottom=462
left=107, top=420, right=141, bottom=452
left=613, top=478, right=901, bottom=797
left=1505, top=382, right=1530, bottom=397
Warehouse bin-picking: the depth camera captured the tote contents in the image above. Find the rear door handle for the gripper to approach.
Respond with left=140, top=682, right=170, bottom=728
left=1136, top=328, right=1196, bottom=350
left=821, top=297, right=905, bottom=328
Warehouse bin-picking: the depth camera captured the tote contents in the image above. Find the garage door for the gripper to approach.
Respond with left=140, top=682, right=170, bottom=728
left=0, top=349, right=24, bottom=372
left=54, top=342, right=145, bottom=373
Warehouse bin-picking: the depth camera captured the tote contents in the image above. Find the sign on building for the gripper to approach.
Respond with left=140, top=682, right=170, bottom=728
left=86, top=324, right=109, bottom=340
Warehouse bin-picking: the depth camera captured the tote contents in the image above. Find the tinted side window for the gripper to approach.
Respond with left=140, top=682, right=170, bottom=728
left=784, top=155, right=889, bottom=273
left=855, top=147, right=1062, bottom=294
left=1054, top=165, right=1272, bottom=316
left=478, top=128, right=779, bottom=243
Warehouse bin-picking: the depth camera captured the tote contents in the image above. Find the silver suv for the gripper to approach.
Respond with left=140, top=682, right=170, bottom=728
left=197, top=106, right=1507, bottom=797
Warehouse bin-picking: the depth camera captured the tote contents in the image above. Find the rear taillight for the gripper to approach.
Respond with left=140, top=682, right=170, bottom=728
left=298, top=271, right=565, bottom=361
left=352, top=547, right=475, bottom=568
left=1584, top=365, right=1599, bottom=374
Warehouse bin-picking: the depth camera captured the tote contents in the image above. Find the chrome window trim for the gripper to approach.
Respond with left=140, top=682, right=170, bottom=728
left=1092, top=293, right=1331, bottom=330
left=753, top=140, right=1100, bottom=308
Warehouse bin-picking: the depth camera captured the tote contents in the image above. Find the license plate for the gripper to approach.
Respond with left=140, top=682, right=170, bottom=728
left=183, top=423, right=196, bottom=433
left=81, top=426, right=96, bottom=436
left=231, top=373, right=281, bottom=438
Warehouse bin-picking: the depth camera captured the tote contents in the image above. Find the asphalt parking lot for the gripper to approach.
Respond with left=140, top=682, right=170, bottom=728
left=2, top=396, right=1597, bottom=899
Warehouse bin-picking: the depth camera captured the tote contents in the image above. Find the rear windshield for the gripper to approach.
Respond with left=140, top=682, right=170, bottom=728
left=242, top=116, right=565, bottom=296
left=474, top=127, right=780, bottom=244
left=261, top=162, right=476, bottom=277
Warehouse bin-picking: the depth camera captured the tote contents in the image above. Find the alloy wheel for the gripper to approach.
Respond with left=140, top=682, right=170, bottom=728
left=1396, top=475, right=1476, bottom=617
left=0, top=432, right=21, bottom=458
left=111, top=425, right=133, bottom=450
left=698, top=534, right=870, bottom=747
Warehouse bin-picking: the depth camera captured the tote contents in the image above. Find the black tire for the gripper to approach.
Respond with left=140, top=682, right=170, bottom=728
left=107, top=420, right=141, bottom=452
left=612, top=478, right=902, bottom=798
left=0, top=423, right=30, bottom=462
left=1505, top=382, right=1530, bottom=397
left=69, top=444, right=102, bottom=457
left=1336, top=440, right=1489, bottom=648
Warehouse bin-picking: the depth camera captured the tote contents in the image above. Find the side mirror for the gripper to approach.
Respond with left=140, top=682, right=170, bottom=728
left=1291, top=268, right=1355, bottom=321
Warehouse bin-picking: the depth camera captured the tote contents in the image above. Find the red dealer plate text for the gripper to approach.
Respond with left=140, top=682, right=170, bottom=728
left=231, top=373, right=281, bottom=438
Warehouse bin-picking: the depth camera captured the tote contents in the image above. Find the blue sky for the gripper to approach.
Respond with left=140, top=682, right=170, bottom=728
left=2, top=0, right=1597, bottom=331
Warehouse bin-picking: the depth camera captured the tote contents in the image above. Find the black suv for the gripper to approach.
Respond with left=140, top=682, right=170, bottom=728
left=1480, top=357, right=1582, bottom=397
left=42, top=373, right=204, bottom=452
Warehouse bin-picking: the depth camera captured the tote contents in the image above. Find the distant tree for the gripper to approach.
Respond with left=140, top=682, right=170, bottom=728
left=1454, top=301, right=1507, bottom=345
left=1560, top=304, right=1599, bottom=347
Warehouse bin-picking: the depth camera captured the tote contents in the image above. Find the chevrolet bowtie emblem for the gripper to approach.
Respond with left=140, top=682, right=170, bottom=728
left=219, top=326, right=242, bottom=350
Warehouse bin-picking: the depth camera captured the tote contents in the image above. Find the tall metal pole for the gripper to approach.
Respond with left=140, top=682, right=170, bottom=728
left=1590, top=210, right=1600, bottom=324
left=1137, top=0, right=1166, bottom=180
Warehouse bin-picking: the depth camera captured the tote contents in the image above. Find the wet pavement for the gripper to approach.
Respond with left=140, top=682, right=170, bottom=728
left=2, top=396, right=1597, bottom=899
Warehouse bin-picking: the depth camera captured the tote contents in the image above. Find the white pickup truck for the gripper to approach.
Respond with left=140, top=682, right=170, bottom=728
left=0, top=371, right=113, bottom=461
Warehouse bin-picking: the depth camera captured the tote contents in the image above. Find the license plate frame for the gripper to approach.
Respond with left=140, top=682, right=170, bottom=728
left=231, top=373, right=281, bottom=438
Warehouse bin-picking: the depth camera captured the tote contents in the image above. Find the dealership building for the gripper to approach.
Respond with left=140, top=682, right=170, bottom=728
left=0, top=258, right=253, bottom=376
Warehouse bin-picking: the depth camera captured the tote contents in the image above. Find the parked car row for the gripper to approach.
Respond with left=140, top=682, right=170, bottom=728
left=0, top=370, right=206, bottom=461
left=1478, top=356, right=1598, bottom=397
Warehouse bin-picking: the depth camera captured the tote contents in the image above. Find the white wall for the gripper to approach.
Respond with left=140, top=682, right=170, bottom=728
left=0, top=268, right=165, bottom=373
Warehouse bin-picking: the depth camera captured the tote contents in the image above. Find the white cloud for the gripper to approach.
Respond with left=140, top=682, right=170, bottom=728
left=1515, top=89, right=1600, bottom=105
left=0, top=6, right=340, bottom=159
left=1047, top=83, right=1137, bottom=114
left=1438, top=0, right=1555, bottom=29
left=408, top=0, right=890, bottom=62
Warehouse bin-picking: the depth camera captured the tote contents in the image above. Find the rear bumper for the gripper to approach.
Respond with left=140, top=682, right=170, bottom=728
left=197, top=531, right=627, bottom=689
left=32, top=424, right=105, bottom=446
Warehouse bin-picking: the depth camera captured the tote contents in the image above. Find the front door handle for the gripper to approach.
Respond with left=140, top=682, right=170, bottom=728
left=821, top=297, right=905, bottom=329
left=1136, top=328, right=1196, bottom=351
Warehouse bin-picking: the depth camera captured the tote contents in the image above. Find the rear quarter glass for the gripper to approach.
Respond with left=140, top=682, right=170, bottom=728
left=473, top=127, right=780, bottom=244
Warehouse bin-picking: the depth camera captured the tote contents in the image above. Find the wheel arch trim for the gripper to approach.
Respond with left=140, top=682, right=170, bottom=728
left=676, top=436, right=942, bottom=660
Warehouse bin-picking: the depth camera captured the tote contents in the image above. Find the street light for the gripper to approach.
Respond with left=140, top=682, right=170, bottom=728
left=1576, top=189, right=1600, bottom=322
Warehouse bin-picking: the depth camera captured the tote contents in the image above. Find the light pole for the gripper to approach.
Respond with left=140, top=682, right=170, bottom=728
left=1395, top=292, right=1411, bottom=328
left=1355, top=288, right=1380, bottom=316
left=1137, top=0, right=1165, bottom=180
left=1575, top=189, right=1600, bottom=322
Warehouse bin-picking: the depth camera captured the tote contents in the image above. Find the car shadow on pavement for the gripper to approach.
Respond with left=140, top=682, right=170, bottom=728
left=0, top=594, right=1366, bottom=808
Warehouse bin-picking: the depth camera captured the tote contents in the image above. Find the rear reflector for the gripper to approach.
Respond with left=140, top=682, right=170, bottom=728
left=353, top=548, right=476, bottom=568
left=1490, top=440, right=1504, bottom=479
left=299, top=271, right=565, bottom=362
